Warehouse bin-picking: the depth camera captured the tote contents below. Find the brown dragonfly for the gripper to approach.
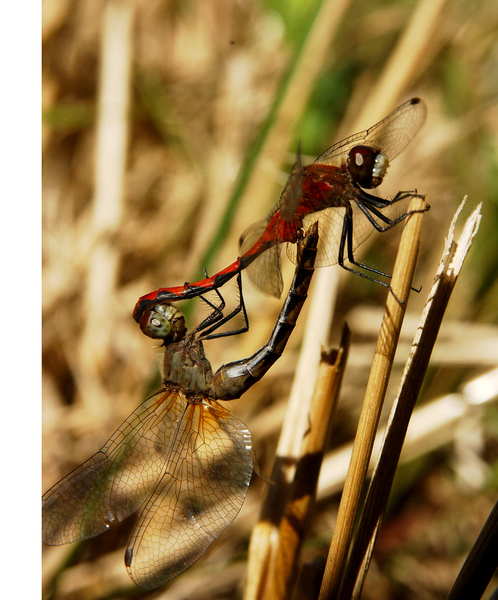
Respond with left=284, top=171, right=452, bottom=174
left=42, top=224, right=319, bottom=590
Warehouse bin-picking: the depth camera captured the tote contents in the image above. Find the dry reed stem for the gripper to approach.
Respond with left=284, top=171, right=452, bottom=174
left=242, top=3, right=355, bottom=598
left=262, top=324, right=350, bottom=600
left=351, top=0, right=448, bottom=129
left=77, top=0, right=134, bottom=418
left=318, top=195, right=427, bottom=600
left=316, top=381, right=497, bottom=502
left=336, top=199, right=483, bottom=599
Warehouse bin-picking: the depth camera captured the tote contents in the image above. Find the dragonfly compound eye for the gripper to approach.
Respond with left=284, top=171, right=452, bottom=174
left=139, top=304, right=187, bottom=342
left=347, top=145, right=388, bottom=189
left=140, top=311, right=172, bottom=340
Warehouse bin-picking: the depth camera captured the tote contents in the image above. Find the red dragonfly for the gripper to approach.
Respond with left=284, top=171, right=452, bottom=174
left=133, top=97, right=427, bottom=324
left=42, top=225, right=319, bottom=590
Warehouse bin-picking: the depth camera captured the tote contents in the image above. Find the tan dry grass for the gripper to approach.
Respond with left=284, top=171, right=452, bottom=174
left=43, top=0, right=498, bottom=598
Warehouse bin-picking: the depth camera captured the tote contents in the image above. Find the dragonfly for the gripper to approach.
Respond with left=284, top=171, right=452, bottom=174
left=133, top=97, right=427, bottom=323
left=42, top=224, right=319, bottom=590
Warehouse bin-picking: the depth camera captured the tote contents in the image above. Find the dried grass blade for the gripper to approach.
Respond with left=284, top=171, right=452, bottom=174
left=340, top=198, right=482, bottom=600
left=318, top=195, right=427, bottom=600
left=77, top=0, right=134, bottom=416
left=352, top=0, right=448, bottom=129
left=263, top=324, right=351, bottom=600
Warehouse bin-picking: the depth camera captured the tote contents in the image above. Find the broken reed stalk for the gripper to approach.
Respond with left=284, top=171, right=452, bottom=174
left=243, top=324, right=350, bottom=600
left=263, top=324, right=351, bottom=600
left=339, top=198, right=483, bottom=600
left=318, top=195, right=427, bottom=600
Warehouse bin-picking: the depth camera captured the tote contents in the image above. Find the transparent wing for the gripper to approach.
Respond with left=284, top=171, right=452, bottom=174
left=314, top=98, right=427, bottom=168
left=286, top=199, right=404, bottom=268
left=125, top=400, right=253, bottom=589
left=42, top=389, right=189, bottom=545
left=239, top=218, right=284, bottom=298
left=244, top=244, right=283, bottom=297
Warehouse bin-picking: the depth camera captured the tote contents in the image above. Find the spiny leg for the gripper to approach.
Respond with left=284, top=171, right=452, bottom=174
left=356, top=189, right=428, bottom=233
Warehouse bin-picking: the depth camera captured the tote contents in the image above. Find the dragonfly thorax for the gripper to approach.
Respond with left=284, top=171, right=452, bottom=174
left=162, top=338, right=214, bottom=393
left=347, top=145, right=389, bottom=189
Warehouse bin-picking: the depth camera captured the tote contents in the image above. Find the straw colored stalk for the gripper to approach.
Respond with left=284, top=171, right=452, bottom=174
left=350, top=0, right=448, bottom=129
left=338, top=199, right=483, bottom=600
left=260, top=325, right=350, bottom=600
left=318, top=195, right=427, bottom=600
left=77, top=0, right=134, bottom=419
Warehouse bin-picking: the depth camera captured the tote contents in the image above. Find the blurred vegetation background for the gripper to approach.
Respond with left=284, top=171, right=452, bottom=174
left=42, top=0, right=498, bottom=598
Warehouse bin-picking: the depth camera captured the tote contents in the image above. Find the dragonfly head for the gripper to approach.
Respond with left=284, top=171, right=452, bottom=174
left=139, top=304, right=187, bottom=343
left=347, top=145, right=389, bottom=189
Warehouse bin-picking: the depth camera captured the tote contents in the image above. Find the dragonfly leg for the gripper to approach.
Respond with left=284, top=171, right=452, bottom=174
left=338, top=204, right=393, bottom=284
left=199, top=271, right=250, bottom=340
left=356, top=188, right=429, bottom=233
left=338, top=202, right=421, bottom=301
left=194, top=271, right=227, bottom=332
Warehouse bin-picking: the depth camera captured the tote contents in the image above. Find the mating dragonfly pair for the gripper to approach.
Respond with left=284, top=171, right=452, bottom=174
left=43, top=98, right=427, bottom=589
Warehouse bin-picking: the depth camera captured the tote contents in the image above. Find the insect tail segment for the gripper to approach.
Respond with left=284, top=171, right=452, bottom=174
left=133, top=230, right=282, bottom=324
left=132, top=258, right=244, bottom=322
left=210, top=222, right=319, bottom=400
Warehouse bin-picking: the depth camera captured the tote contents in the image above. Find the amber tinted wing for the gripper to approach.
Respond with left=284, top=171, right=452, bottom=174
left=42, top=389, right=192, bottom=545
left=125, top=399, right=253, bottom=589
left=314, top=98, right=427, bottom=168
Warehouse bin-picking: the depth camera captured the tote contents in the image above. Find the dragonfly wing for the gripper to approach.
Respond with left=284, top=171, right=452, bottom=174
left=286, top=200, right=398, bottom=268
left=239, top=218, right=267, bottom=257
left=239, top=218, right=284, bottom=297
left=358, top=98, right=427, bottom=161
left=245, top=244, right=283, bottom=297
left=315, top=98, right=427, bottom=167
left=286, top=209, right=345, bottom=268
left=125, top=400, right=252, bottom=589
left=42, top=389, right=186, bottom=545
